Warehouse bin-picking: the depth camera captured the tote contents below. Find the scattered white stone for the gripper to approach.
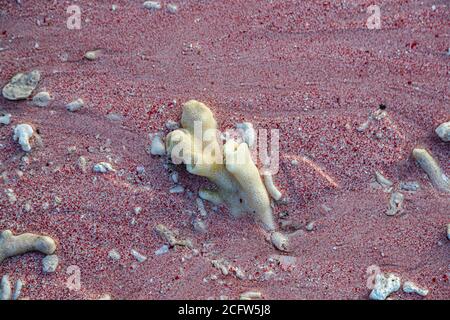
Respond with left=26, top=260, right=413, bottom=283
left=150, top=134, right=165, bottom=156
left=291, top=159, right=298, bottom=166
left=435, top=122, right=450, bottom=142
left=240, top=291, right=262, bottom=300
left=42, top=254, right=59, bottom=273
left=131, top=249, right=147, bottom=263
left=431, top=4, right=437, bottom=11
left=108, top=249, right=121, bottom=261
left=403, top=281, right=429, bottom=297
left=400, top=181, right=420, bottom=192
left=12, top=279, right=22, bottom=300
left=386, top=192, right=404, bottom=216
left=77, top=156, right=88, bottom=173
left=447, top=224, right=450, bottom=240
left=136, top=165, right=146, bottom=174
left=305, top=221, right=315, bottom=231
left=5, top=189, right=17, bottom=204
left=93, top=162, right=115, bottom=173
left=143, top=1, right=161, bottom=10
left=0, top=275, right=11, bottom=300
left=66, top=98, right=84, bottom=112
left=0, top=113, right=11, bottom=125
left=84, top=50, right=101, bottom=60
left=165, top=120, right=179, bottom=130
left=236, top=122, right=256, bottom=148
left=155, top=244, right=169, bottom=255
left=192, top=218, right=207, bottom=234
left=169, top=185, right=185, bottom=193
left=170, top=171, right=179, bottom=183
left=375, top=171, right=393, bottom=188
left=13, top=124, right=34, bottom=152
left=167, top=3, right=178, bottom=13
left=196, top=197, right=207, bottom=217
left=2, top=70, right=40, bottom=100
left=32, top=91, right=51, bottom=107
left=98, top=294, right=112, bottom=300
left=111, top=4, right=117, bottom=11
left=369, top=273, right=401, bottom=300
left=133, top=207, right=142, bottom=215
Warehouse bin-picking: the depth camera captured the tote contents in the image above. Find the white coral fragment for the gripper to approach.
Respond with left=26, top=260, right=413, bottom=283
left=0, top=230, right=56, bottom=264
left=93, top=162, right=115, bottom=173
left=412, top=148, right=449, bottom=193
left=262, top=173, right=282, bottom=201
left=369, top=273, right=401, bottom=300
left=403, top=281, right=429, bottom=297
left=13, top=124, right=34, bottom=152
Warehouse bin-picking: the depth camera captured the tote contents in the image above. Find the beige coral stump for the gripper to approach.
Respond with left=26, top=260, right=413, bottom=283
left=0, top=230, right=56, bottom=264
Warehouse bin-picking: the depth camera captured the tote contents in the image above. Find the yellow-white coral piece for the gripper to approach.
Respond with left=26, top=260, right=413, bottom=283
left=270, top=231, right=289, bottom=251
left=13, top=124, right=34, bottom=152
left=262, top=173, right=282, bottom=201
left=412, top=148, right=449, bottom=193
left=0, top=230, right=56, bottom=264
left=166, top=100, right=275, bottom=231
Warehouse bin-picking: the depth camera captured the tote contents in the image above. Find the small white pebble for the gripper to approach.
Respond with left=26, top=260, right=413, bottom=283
left=42, top=255, right=59, bottom=273
left=85, top=50, right=100, bottom=60
left=66, top=98, right=84, bottom=112
left=32, top=91, right=51, bottom=107
left=240, top=291, right=262, bottom=300
left=167, top=3, right=178, bottom=13
left=435, top=121, right=450, bottom=142
left=131, top=249, right=147, bottom=263
left=165, top=120, right=179, bottom=130
left=171, top=171, right=179, bottom=183
left=5, top=189, right=16, bottom=204
left=305, top=221, right=315, bottom=231
left=155, top=245, right=169, bottom=255
left=93, top=162, right=115, bottom=173
left=192, top=219, right=207, bottom=234
left=108, top=249, right=121, bottom=261
left=12, top=279, right=23, bottom=300
left=143, top=1, right=161, bottom=10
left=0, top=113, right=11, bottom=125
left=196, top=197, right=208, bottom=217
left=169, top=185, right=185, bottom=193
left=236, top=122, right=256, bottom=148
left=136, top=165, right=146, bottom=174
left=150, top=135, right=165, bottom=156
